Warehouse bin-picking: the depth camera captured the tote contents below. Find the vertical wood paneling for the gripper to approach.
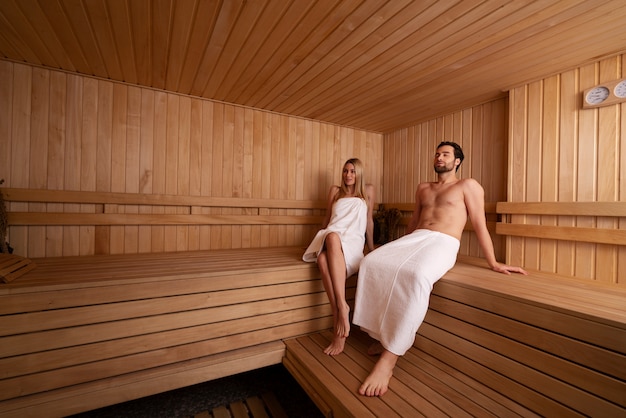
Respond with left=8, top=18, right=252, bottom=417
left=556, top=70, right=577, bottom=276
left=46, top=71, right=66, bottom=257
left=0, top=61, right=12, bottom=187
left=382, top=98, right=508, bottom=260
left=617, top=55, right=626, bottom=284
left=27, top=68, right=48, bottom=258
left=79, top=77, right=98, bottom=256
left=0, top=63, right=382, bottom=257
left=95, top=80, right=113, bottom=254
left=508, top=54, right=625, bottom=283
left=63, top=74, right=81, bottom=256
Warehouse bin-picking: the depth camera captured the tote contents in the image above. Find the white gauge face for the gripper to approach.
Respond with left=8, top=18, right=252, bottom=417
left=586, top=86, right=610, bottom=104
left=614, top=80, right=626, bottom=98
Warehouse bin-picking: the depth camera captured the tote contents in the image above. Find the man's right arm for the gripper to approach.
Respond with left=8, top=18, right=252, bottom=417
left=406, top=186, right=423, bottom=234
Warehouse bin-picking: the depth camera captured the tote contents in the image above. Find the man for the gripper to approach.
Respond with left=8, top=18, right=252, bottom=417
left=352, top=141, right=527, bottom=397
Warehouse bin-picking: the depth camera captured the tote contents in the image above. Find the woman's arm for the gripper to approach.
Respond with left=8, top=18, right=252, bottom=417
left=322, top=185, right=340, bottom=229
left=365, top=184, right=376, bottom=251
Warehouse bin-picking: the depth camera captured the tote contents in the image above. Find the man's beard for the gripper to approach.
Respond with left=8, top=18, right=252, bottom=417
left=434, top=163, right=454, bottom=173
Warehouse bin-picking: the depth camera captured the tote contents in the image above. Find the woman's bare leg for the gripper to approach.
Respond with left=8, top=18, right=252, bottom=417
left=359, top=349, right=398, bottom=397
left=317, top=233, right=349, bottom=355
left=324, top=233, right=350, bottom=336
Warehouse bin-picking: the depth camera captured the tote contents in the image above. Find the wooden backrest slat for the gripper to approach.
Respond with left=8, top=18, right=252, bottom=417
left=497, top=201, right=626, bottom=216
left=2, top=188, right=327, bottom=210
left=495, top=202, right=625, bottom=246
left=496, top=223, right=626, bottom=245
left=7, top=213, right=324, bottom=226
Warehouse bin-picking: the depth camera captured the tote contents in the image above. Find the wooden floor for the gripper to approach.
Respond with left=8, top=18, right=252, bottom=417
left=193, top=392, right=287, bottom=418
left=284, top=330, right=538, bottom=418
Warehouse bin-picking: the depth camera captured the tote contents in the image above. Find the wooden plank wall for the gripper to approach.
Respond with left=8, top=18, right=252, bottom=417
left=508, top=53, right=625, bottom=284
left=381, top=98, right=508, bottom=261
left=0, top=61, right=383, bottom=258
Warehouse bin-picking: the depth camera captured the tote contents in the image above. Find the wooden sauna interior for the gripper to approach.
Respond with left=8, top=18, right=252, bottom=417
left=1, top=1, right=625, bottom=281
left=0, top=2, right=625, bottom=417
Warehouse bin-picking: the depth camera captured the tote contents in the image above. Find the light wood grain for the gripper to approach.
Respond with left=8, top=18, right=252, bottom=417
left=284, top=258, right=626, bottom=417
left=0, top=247, right=329, bottom=417
left=0, top=61, right=383, bottom=256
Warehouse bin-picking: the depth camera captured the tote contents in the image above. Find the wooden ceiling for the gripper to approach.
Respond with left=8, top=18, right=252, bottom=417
left=1, top=0, right=626, bottom=133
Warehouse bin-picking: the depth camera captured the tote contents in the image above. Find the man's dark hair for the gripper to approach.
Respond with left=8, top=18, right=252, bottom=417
left=437, top=141, right=464, bottom=172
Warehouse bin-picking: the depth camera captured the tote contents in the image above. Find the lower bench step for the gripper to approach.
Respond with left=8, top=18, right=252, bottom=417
left=283, top=330, right=538, bottom=418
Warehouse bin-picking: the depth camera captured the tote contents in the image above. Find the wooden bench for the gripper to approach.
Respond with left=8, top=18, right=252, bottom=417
left=284, top=256, right=626, bottom=417
left=3, top=193, right=624, bottom=417
left=0, top=246, right=330, bottom=418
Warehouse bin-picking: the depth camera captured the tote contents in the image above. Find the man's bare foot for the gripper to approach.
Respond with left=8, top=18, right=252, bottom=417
left=359, top=351, right=398, bottom=397
left=367, top=341, right=384, bottom=356
left=335, top=304, right=351, bottom=338
left=324, top=334, right=346, bottom=356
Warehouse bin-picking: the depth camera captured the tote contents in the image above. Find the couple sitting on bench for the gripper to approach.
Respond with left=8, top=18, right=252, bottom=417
left=302, top=142, right=527, bottom=397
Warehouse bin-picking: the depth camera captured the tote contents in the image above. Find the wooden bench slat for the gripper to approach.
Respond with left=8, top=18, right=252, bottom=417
left=284, top=339, right=376, bottom=418
left=0, top=279, right=326, bottom=337
left=429, top=296, right=625, bottom=382
left=497, top=201, right=626, bottom=216
left=308, top=332, right=437, bottom=418
left=3, top=187, right=328, bottom=210
left=0, top=246, right=335, bottom=416
left=450, top=257, right=626, bottom=329
left=0, top=316, right=331, bottom=402
left=420, top=322, right=624, bottom=417
left=425, top=307, right=625, bottom=405
left=447, top=267, right=626, bottom=321
left=284, top=258, right=625, bottom=417
left=297, top=333, right=410, bottom=418
left=0, top=341, right=286, bottom=418
left=8, top=212, right=325, bottom=226
left=404, top=344, right=537, bottom=417
left=0, top=295, right=330, bottom=369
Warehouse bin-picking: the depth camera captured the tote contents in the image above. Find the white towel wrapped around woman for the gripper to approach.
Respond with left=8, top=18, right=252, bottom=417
left=303, top=197, right=367, bottom=276
left=353, top=229, right=459, bottom=355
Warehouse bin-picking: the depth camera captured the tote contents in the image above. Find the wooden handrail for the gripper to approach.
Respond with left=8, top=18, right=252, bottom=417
left=2, top=188, right=327, bottom=210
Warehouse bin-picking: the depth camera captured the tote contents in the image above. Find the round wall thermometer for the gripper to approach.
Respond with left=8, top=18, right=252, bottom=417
left=585, top=86, right=610, bottom=105
left=583, top=78, right=626, bottom=108
left=614, top=80, right=626, bottom=98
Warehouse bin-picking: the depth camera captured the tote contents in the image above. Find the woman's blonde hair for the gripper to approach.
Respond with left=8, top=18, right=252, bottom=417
left=336, top=158, right=366, bottom=200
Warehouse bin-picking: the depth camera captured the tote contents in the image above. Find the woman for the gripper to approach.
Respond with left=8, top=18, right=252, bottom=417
left=303, top=158, right=375, bottom=355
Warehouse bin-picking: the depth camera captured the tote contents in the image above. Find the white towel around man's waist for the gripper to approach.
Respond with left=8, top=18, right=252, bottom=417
left=352, top=229, right=459, bottom=355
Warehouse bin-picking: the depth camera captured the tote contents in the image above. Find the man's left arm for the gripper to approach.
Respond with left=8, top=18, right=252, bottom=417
left=464, top=179, right=528, bottom=275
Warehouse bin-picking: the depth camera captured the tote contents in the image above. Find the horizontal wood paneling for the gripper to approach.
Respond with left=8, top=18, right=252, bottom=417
left=0, top=61, right=383, bottom=257
left=381, top=98, right=508, bottom=261
left=508, top=54, right=625, bottom=284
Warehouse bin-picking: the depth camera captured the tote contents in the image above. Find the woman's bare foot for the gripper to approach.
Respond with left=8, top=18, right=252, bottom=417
left=367, top=341, right=384, bottom=356
left=335, top=304, right=351, bottom=338
left=324, top=334, right=346, bottom=356
left=359, top=350, right=398, bottom=397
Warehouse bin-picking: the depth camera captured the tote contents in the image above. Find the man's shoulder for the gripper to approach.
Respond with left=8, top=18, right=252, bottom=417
left=458, top=178, right=482, bottom=187
left=459, top=177, right=480, bottom=184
